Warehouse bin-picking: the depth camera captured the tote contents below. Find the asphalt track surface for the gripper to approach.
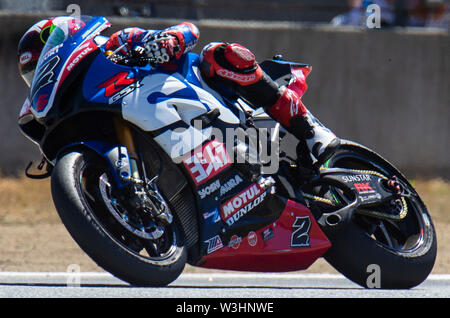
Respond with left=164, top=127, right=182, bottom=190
left=0, top=272, right=449, bottom=298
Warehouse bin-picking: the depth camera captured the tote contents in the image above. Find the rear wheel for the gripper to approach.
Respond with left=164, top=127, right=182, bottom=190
left=320, top=142, right=437, bottom=289
left=51, top=149, right=187, bottom=286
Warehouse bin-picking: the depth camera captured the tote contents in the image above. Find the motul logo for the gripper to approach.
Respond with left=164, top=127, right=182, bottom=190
left=67, top=43, right=94, bottom=71
left=354, top=182, right=375, bottom=193
left=183, top=140, right=231, bottom=186
left=220, top=184, right=267, bottom=225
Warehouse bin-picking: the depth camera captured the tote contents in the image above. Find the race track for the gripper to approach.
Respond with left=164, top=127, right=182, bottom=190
left=0, top=272, right=449, bottom=298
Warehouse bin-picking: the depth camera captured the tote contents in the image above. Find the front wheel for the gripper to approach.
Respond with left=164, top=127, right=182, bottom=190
left=51, top=149, right=187, bottom=286
left=320, top=141, right=437, bottom=289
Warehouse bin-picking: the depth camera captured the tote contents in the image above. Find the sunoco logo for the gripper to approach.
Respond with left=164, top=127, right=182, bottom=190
left=220, top=184, right=267, bottom=226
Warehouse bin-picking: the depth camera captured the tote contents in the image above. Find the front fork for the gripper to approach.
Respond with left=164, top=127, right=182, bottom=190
left=112, top=116, right=173, bottom=225
left=113, top=117, right=140, bottom=180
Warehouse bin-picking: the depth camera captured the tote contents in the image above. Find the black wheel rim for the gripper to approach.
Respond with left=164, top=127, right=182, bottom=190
left=78, top=160, right=181, bottom=264
left=324, top=150, right=430, bottom=255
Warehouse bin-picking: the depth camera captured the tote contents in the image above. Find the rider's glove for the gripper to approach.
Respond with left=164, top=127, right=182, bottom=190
left=144, top=33, right=181, bottom=64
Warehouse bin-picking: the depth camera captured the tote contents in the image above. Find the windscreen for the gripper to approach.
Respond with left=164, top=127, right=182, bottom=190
left=36, top=16, right=91, bottom=72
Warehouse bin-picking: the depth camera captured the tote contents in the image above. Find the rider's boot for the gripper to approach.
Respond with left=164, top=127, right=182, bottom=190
left=266, top=87, right=341, bottom=164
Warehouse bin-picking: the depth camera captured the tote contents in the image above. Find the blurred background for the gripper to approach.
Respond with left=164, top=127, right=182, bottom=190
left=1, top=0, right=449, bottom=177
left=0, top=0, right=448, bottom=273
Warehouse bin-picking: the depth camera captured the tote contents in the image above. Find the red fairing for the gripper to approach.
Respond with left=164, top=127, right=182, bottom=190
left=198, top=200, right=331, bottom=272
left=289, top=66, right=312, bottom=98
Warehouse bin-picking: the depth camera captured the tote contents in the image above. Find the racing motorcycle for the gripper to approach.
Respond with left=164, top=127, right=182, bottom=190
left=19, top=16, right=436, bottom=288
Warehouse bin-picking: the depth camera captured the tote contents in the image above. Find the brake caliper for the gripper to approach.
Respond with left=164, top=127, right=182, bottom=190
left=128, top=177, right=173, bottom=225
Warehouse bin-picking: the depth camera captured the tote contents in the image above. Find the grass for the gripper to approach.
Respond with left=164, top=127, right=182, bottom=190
left=413, top=178, right=450, bottom=223
left=0, top=177, right=448, bottom=273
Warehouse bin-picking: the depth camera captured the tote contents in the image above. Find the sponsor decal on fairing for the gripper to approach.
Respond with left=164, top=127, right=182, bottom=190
left=202, top=208, right=221, bottom=224
left=228, top=235, right=242, bottom=249
left=197, top=174, right=244, bottom=199
left=220, top=183, right=267, bottom=226
left=198, top=179, right=221, bottom=199
left=182, top=140, right=231, bottom=186
left=66, top=42, right=94, bottom=71
left=262, top=227, right=274, bottom=242
left=247, top=231, right=258, bottom=247
left=58, top=40, right=98, bottom=87
left=205, top=235, right=223, bottom=254
left=220, top=174, right=243, bottom=196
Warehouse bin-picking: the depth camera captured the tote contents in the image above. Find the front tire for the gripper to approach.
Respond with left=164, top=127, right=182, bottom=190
left=51, top=149, right=187, bottom=286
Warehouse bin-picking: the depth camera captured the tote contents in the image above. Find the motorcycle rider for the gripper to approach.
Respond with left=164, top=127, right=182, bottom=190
left=18, top=18, right=340, bottom=164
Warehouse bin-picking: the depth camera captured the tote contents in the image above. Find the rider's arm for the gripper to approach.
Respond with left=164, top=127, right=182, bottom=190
left=161, top=22, right=199, bottom=59
left=105, top=27, right=154, bottom=56
left=105, top=22, right=199, bottom=61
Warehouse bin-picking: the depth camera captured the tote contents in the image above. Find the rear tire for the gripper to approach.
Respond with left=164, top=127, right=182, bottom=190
left=51, top=149, right=187, bottom=286
left=322, top=141, right=437, bottom=289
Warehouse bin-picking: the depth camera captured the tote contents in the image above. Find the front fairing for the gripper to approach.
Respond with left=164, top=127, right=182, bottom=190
left=28, top=16, right=111, bottom=121
left=83, top=51, right=240, bottom=157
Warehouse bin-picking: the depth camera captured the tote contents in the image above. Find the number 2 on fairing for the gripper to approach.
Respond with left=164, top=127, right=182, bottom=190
left=291, top=216, right=311, bottom=247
